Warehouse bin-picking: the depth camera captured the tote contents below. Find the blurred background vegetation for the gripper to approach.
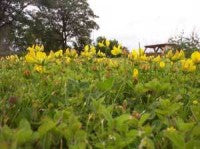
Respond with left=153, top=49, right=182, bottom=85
left=0, top=0, right=99, bottom=55
left=168, top=31, right=200, bottom=57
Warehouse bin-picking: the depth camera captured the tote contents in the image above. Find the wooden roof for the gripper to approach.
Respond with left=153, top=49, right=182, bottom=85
left=145, top=43, right=176, bottom=48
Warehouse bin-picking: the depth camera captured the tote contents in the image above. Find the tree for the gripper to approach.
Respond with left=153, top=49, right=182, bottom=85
left=0, top=0, right=32, bottom=29
left=0, top=0, right=34, bottom=52
left=1, top=0, right=99, bottom=53
left=28, top=0, right=99, bottom=52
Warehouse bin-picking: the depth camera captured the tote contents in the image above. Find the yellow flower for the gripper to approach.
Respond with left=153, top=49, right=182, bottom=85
left=166, top=50, right=173, bottom=59
left=159, top=61, right=165, bottom=68
left=108, top=60, right=119, bottom=68
left=55, top=50, right=63, bottom=58
left=98, top=42, right=104, bottom=48
left=90, top=46, right=96, bottom=55
left=65, top=48, right=70, bottom=55
left=95, top=58, right=106, bottom=63
left=25, top=55, right=35, bottom=63
left=193, top=100, right=198, bottom=105
left=35, top=45, right=44, bottom=52
left=171, top=50, right=185, bottom=61
left=105, top=40, right=110, bottom=47
left=167, top=127, right=176, bottom=132
left=36, top=51, right=47, bottom=63
left=34, top=65, right=44, bottom=73
left=65, top=57, right=71, bottom=64
left=47, top=51, right=55, bottom=61
left=6, top=55, right=19, bottom=62
left=153, top=55, right=161, bottom=63
left=25, top=51, right=37, bottom=63
left=139, top=55, right=148, bottom=61
left=84, top=45, right=90, bottom=52
left=81, top=45, right=96, bottom=60
left=128, top=48, right=146, bottom=61
left=133, top=68, right=139, bottom=79
left=70, top=49, right=78, bottom=58
left=27, top=45, right=44, bottom=52
left=65, top=49, right=78, bottom=59
left=97, top=51, right=106, bottom=57
left=111, top=45, right=122, bottom=56
left=191, top=51, right=200, bottom=64
left=27, top=45, right=35, bottom=52
left=128, top=50, right=138, bottom=60
left=181, top=59, right=196, bottom=72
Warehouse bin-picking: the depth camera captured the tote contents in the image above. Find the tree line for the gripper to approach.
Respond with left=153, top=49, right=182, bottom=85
left=0, top=0, right=99, bottom=53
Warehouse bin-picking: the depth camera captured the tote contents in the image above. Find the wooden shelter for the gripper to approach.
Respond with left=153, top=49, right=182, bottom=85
left=144, top=43, right=177, bottom=56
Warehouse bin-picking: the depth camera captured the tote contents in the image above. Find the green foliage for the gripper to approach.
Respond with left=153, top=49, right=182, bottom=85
left=0, top=0, right=99, bottom=52
left=1, top=55, right=200, bottom=148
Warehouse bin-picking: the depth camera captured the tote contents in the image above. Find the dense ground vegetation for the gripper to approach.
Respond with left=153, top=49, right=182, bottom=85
left=0, top=43, right=200, bottom=149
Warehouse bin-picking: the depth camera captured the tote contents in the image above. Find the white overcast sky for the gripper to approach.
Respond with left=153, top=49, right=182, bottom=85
left=88, top=0, right=200, bottom=49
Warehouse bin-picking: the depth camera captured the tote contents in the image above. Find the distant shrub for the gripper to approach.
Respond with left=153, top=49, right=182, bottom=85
left=169, top=31, right=200, bottom=57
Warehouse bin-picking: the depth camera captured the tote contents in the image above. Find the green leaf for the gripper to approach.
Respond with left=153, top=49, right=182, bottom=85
left=164, top=130, right=185, bottom=149
left=0, top=125, right=13, bottom=141
left=186, top=140, right=200, bottom=149
left=139, top=113, right=150, bottom=127
left=192, top=124, right=200, bottom=137
left=126, top=129, right=138, bottom=139
left=191, top=105, right=200, bottom=121
left=134, top=83, right=148, bottom=95
left=15, top=119, right=33, bottom=144
left=139, top=137, right=155, bottom=149
left=97, top=78, right=114, bottom=91
left=38, top=118, right=56, bottom=137
left=155, top=99, right=182, bottom=117
left=176, top=118, right=194, bottom=133
left=114, top=114, right=131, bottom=132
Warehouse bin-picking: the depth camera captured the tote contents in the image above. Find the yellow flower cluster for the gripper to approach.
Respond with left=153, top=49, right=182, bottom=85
left=128, top=48, right=148, bottom=61
left=166, top=50, right=173, bottom=59
left=108, top=59, right=119, bottom=68
left=167, top=126, right=176, bottom=132
left=171, top=50, right=185, bottom=61
left=64, top=49, right=78, bottom=64
left=128, top=50, right=138, bottom=60
left=153, top=55, right=161, bottom=63
left=25, top=45, right=78, bottom=64
left=6, top=55, right=19, bottom=62
left=34, top=65, right=45, bottom=73
left=97, top=51, right=106, bottom=57
left=193, top=100, right=198, bottom=105
left=111, top=45, right=122, bottom=56
left=98, top=39, right=110, bottom=48
left=81, top=45, right=96, bottom=59
left=25, top=45, right=47, bottom=64
left=22, top=44, right=200, bottom=74
left=65, top=49, right=78, bottom=59
left=54, top=50, right=63, bottom=58
left=25, top=45, right=79, bottom=73
left=181, top=59, right=196, bottom=72
left=94, top=58, right=107, bottom=64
